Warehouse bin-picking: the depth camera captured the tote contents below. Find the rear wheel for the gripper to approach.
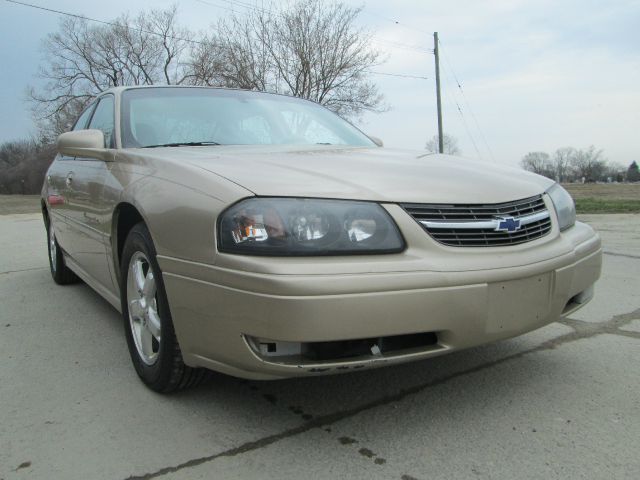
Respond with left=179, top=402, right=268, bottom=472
left=46, top=218, right=78, bottom=285
left=121, top=223, right=206, bottom=392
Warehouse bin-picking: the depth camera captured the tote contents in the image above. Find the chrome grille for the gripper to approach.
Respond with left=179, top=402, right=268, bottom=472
left=401, top=195, right=552, bottom=247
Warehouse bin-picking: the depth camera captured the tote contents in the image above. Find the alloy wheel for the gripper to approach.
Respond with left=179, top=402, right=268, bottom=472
left=126, top=251, right=161, bottom=365
left=49, top=225, right=57, bottom=272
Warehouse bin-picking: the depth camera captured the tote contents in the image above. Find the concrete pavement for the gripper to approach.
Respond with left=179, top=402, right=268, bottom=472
left=1, top=213, right=638, bottom=480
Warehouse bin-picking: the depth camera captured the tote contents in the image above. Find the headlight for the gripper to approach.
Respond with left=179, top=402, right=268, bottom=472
left=218, top=198, right=405, bottom=255
left=546, top=183, right=576, bottom=231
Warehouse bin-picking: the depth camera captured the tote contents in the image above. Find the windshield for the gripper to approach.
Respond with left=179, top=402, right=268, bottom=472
left=120, top=87, right=375, bottom=148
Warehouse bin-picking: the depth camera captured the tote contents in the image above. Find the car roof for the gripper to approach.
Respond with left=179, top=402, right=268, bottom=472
left=99, top=85, right=309, bottom=104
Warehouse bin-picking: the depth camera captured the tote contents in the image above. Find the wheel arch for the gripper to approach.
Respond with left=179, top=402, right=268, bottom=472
left=41, top=199, right=49, bottom=226
left=112, top=202, right=148, bottom=281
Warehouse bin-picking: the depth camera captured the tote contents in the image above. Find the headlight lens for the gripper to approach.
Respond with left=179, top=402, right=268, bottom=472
left=547, top=183, right=576, bottom=231
left=218, top=198, right=405, bottom=255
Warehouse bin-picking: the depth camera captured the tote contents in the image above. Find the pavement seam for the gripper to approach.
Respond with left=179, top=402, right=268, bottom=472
left=559, top=311, right=640, bottom=337
left=0, top=266, right=48, bottom=276
left=603, top=251, right=640, bottom=260
left=123, top=306, right=640, bottom=480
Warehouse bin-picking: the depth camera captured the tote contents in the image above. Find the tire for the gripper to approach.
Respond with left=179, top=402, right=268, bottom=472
left=47, top=218, right=79, bottom=285
left=120, top=222, right=206, bottom=392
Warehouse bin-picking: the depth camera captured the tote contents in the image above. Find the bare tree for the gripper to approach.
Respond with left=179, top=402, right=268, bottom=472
left=598, top=161, right=623, bottom=182
left=551, top=147, right=575, bottom=182
left=29, top=1, right=385, bottom=139
left=29, top=5, right=191, bottom=137
left=32, top=98, right=88, bottom=143
left=627, top=161, right=640, bottom=182
left=0, top=139, right=56, bottom=194
left=571, top=146, right=606, bottom=183
left=425, top=134, right=460, bottom=155
left=187, top=0, right=385, bottom=119
left=187, top=15, right=271, bottom=90
left=521, top=151, right=554, bottom=179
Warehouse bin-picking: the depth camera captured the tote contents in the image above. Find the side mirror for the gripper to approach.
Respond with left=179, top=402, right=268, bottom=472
left=369, top=135, right=384, bottom=147
left=57, top=130, right=111, bottom=161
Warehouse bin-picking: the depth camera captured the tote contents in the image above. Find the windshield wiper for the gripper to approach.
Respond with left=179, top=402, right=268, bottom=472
left=143, top=141, right=221, bottom=148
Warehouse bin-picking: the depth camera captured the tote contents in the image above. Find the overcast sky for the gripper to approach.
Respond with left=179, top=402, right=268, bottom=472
left=0, top=0, right=638, bottom=167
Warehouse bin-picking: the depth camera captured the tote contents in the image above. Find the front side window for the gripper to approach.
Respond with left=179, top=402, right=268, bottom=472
left=88, top=95, right=115, bottom=148
left=120, top=87, right=374, bottom=149
left=72, top=102, right=96, bottom=131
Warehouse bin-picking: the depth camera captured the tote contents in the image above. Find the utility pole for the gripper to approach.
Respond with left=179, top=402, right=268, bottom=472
left=433, top=32, right=444, bottom=154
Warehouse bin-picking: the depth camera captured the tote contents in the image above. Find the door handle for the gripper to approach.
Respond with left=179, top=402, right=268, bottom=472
left=65, top=173, right=74, bottom=187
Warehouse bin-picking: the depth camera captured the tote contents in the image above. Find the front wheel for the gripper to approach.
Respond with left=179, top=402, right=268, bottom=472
left=120, top=223, right=206, bottom=392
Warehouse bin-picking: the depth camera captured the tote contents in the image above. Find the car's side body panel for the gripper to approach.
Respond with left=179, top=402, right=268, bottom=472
left=64, top=157, right=116, bottom=291
left=45, top=154, right=78, bottom=243
left=105, top=151, right=252, bottom=273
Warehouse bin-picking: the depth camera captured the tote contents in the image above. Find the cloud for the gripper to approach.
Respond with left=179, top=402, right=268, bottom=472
left=0, top=0, right=638, bottom=167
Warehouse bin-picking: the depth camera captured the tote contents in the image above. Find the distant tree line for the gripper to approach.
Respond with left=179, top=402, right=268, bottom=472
left=0, top=140, right=55, bottom=194
left=520, top=146, right=637, bottom=183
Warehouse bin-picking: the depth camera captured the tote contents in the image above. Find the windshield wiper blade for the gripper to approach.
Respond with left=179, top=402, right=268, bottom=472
left=143, top=141, right=221, bottom=148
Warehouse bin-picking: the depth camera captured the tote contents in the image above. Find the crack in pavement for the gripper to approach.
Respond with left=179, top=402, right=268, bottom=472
left=123, top=307, right=640, bottom=480
left=0, top=266, right=48, bottom=276
left=603, top=251, right=640, bottom=260
left=558, top=315, right=640, bottom=339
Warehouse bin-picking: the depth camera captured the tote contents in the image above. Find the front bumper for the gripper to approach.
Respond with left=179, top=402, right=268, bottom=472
left=159, top=219, right=601, bottom=380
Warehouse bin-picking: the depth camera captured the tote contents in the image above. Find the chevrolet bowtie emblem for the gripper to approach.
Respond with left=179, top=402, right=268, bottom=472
left=495, top=216, right=522, bottom=232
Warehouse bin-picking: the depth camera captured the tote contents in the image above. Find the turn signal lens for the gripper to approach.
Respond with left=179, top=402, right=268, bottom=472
left=547, top=183, right=576, bottom=231
left=230, top=216, right=268, bottom=244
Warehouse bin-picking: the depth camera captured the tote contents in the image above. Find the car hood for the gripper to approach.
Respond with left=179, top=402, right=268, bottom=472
left=143, top=145, right=554, bottom=204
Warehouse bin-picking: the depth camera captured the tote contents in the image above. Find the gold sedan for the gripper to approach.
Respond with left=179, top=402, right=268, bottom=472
left=42, top=86, right=601, bottom=392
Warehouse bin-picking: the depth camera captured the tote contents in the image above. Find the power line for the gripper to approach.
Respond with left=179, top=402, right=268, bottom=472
left=361, top=8, right=432, bottom=37
left=370, top=38, right=433, bottom=55
left=194, top=0, right=243, bottom=14
left=199, top=0, right=435, bottom=43
left=222, top=0, right=271, bottom=15
left=448, top=90, right=484, bottom=160
left=195, top=0, right=269, bottom=16
left=368, top=71, right=428, bottom=80
left=439, top=56, right=483, bottom=160
left=2, top=0, right=211, bottom=46
left=193, top=0, right=435, bottom=56
left=438, top=38, right=496, bottom=162
left=4, top=0, right=431, bottom=82
left=4, top=0, right=117, bottom=26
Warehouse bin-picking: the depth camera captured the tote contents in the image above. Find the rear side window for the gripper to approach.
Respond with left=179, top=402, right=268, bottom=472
left=88, top=96, right=115, bottom=148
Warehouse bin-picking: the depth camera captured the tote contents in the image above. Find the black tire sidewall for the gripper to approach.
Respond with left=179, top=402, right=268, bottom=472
left=47, top=220, right=67, bottom=284
left=120, top=223, right=178, bottom=390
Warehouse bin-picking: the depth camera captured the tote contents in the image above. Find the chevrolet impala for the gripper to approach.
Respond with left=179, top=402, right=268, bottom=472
left=41, top=86, right=602, bottom=392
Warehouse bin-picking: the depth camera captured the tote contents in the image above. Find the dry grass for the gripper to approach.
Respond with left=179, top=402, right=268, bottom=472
left=562, top=183, right=640, bottom=213
left=563, top=183, right=640, bottom=201
left=0, top=195, right=41, bottom=215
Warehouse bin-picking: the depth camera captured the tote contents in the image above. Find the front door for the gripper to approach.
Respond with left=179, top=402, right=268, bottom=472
left=47, top=101, right=97, bottom=255
left=65, top=95, right=117, bottom=291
